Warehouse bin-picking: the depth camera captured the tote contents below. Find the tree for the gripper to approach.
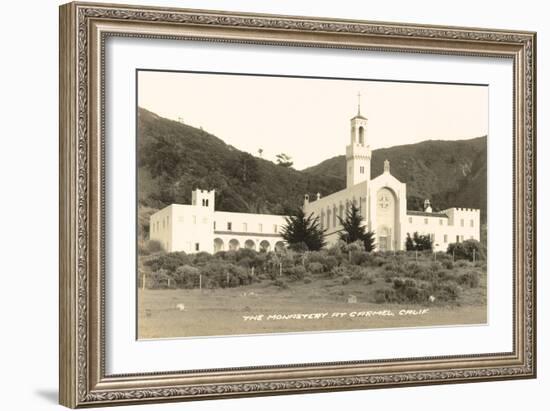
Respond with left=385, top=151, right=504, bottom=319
left=281, top=208, right=326, bottom=251
left=276, top=153, right=293, bottom=168
left=405, top=232, right=433, bottom=251
left=231, top=152, right=259, bottom=183
left=337, top=204, right=376, bottom=252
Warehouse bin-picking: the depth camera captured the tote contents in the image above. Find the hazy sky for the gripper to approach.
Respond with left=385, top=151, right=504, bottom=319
left=137, top=70, right=488, bottom=170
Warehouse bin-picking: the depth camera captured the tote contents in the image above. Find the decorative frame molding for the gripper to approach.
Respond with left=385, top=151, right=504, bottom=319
left=59, top=2, right=536, bottom=408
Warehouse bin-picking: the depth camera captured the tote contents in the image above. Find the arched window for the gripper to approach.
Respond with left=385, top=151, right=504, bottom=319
left=358, top=126, right=365, bottom=145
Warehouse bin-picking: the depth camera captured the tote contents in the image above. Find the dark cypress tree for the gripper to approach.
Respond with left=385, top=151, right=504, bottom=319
left=280, top=208, right=326, bottom=251
left=337, top=204, right=376, bottom=252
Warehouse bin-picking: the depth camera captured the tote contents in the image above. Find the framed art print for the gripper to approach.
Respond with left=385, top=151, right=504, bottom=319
left=59, top=2, right=537, bottom=408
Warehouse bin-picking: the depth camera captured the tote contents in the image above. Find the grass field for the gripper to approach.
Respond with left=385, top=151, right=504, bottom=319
left=138, top=273, right=487, bottom=338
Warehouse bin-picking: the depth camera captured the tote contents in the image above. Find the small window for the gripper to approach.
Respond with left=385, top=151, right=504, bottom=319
left=243, top=223, right=248, bottom=232
left=444, top=234, right=448, bottom=243
left=359, top=166, right=364, bottom=174
left=227, top=222, right=232, bottom=231
left=456, top=235, right=460, bottom=243
left=460, top=235, right=464, bottom=241
left=193, top=215, right=197, bottom=224
left=259, top=223, right=263, bottom=233
left=470, top=219, right=474, bottom=227
left=424, top=218, right=428, bottom=225
left=213, top=221, right=216, bottom=230
left=195, top=243, right=200, bottom=251
left=408, top=217, right=412, bottom=223
left=439, top=219, right=443, bottom=225
left=205, top=199, right=209, bottom=207
left=460, top=219, right=464, bottom=227
left=273, top=224, right=278, bottom=233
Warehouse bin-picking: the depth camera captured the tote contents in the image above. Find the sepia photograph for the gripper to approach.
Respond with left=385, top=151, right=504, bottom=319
left=136, top=70, right=488, bottom=339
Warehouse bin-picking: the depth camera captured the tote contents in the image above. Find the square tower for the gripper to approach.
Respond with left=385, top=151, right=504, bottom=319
left=346, top=107, right=371, bottom=188
left=191, top=188, right=215, bottom=211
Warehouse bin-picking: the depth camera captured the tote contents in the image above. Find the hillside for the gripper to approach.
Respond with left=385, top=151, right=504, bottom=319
left=137, top=108, right=343, bottom=234
left=137, top=107, right=487, bottom=237
left=304, top=137, right=487, bottom=219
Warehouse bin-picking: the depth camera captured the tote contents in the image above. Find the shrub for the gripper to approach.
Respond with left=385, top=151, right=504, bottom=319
left=192, top=251, right=213, bottom=265
left=369, top=256, right=386, bottom=267
left=447, top=239, right=486, bottom=261
left=322, top=256, right=339, bottom=271
left=174, top=265, right=200, bottom=288
left=429, top=261, right=443, bottom=272
left=391, top=278, right=430, bottom=303
left=148, top=269, right=173, bottom=289
left=364, top=272, right=376, bottom=285
left=307, top=262, right=324, bottom=274
left=436, top=270, right=456, bottom=282
left=328, top=266, right=349, bottom=278
left=303, top=277, right=312, bottom=284
left=434, top=281, right=461, bottom=301
left=374, top=287, right=397, bottom=303
left=404, top=262, right=422, bottom=276
left=350, top=267, right=366, bottom=281
left=350, top=251, right=369, bottom=266
left=286, top=265, right=307, bottom=281
left=458, top=271, right=480, bottom=288
left=145, top=239, right=163, bottom=254
left=384, top=261, right=404, bottom=274
left=342, top=275, right=351, bottom=285
left=144, top=251, right=190, bottom=272
left=442, top=260, right=454, bottom=270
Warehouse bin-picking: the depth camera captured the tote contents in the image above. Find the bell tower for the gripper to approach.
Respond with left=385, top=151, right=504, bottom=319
left=346, top=92, right=371, bottom=188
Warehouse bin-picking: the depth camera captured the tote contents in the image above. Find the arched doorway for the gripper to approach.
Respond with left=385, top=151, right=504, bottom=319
left=228, top=239, right=240, bottom=251
left=244, top=239, right=255, bottom=250
left=259, top=240, right=270, bottom=252
left=274, top=241, right=286, bottom=252
left=213, top=238, right=224, bottom=253
left=376, top=187, right=397, bottom=251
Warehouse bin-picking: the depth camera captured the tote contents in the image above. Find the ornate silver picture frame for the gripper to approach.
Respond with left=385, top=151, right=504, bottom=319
left=59, top=2, right=536, bottom=408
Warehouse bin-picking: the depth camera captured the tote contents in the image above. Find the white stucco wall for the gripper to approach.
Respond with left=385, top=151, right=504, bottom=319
left=303, top=181, right=369, bottom=246
left=150, top=190, right=287, bottom=253
left=404, top=208, right=481, bottom=252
